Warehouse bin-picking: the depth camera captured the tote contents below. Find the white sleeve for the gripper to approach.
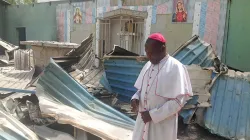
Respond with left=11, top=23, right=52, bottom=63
left=131, top=90, right=140, bottom=100
left=149, top=95, right=187, bottom=123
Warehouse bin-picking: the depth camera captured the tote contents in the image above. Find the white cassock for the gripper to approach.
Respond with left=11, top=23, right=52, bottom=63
left=132, top=55, right=193, bottom=140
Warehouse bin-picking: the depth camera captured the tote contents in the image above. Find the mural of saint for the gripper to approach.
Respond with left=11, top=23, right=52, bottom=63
left=172, top=0, right=188, bottom=22
left=74, top=7, right=82, bottom=24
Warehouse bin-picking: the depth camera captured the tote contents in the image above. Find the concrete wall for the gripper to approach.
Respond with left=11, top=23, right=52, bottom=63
left=0, top=3, right=7, bottom=39
left=71, top=23, right=95, bottom=44
left=5, top=2, right=61, bottom=45
left=151, top=14, right=193, bottom=54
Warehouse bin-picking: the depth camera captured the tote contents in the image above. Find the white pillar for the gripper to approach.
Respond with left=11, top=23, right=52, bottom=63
left=95, top=19, right=100, bottom=67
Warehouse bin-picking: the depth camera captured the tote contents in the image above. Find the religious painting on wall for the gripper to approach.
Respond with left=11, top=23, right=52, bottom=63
left=172, top=0, right=188, bottom=22
left=73, top=7, right=82, bottom=24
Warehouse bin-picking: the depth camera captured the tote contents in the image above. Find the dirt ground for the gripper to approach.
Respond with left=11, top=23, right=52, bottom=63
left=177, top=121, right=228, bottom=140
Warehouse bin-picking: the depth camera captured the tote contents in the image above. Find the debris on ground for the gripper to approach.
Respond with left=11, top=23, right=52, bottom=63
left=0, top=35, right=245, bottom=140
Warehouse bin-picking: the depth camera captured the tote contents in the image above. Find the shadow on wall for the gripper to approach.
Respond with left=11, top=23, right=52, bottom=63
left=151, top=14, right=193, bottom=54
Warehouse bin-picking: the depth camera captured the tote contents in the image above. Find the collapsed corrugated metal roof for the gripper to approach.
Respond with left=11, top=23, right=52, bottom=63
left=172, top=35, right=217, bottom=68
left=0, top=39, right=19, bottom=65
left=35, top=58, right=134, bottom=139
left=0, top=39, right=18, bottom=52
left=66, top=34, right=93, bottom=57
left=0, top=107, right=39, bottom=140
left=14, top=49, right=33, bottom=71
left=204, top=70, right=250, bottom=140
left=0, top=34, right=134, bottom=139
left=0, top=89, right=103, bottom=140
left=106, top=45, right=139, bottom=56
left=69, top=34, right=95, bottom=72
left=102, top=36, right=229, bottom=125
left=36, top=59, right=134, bottom=128
left=103, top=55, right=146, bottom=102
left=38, top=97, right=133, bottom=140
left=102, top=35, right=220, bottom=102
left=0, top=67, right=35, bottom=94
left=54, top=34, right=94, bottom=73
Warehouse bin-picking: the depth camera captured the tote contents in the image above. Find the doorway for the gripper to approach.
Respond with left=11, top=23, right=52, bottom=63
left=16, top=27, right=26, bottom=49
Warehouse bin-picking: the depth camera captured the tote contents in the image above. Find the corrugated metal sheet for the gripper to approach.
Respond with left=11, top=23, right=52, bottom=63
left=38, top=97, right=133, bottom=140
left=0, top=107, right=39, bottom=140
left=67, top=34, right=93, bottom=57
left=103, top=36, right=216, bottom=102
left=204, top=70, right=250, bottom=140
left=70, top=68, right=104, bottom=88
left=173, top=35, right=216, bottom=67
left=0, top=39, right=18, bottom=52
left=14, top=49, right=33, bottom=70
left=67, top=34, right=95, bottom=71
left=103, top=56, right=146, bottom=101
left=52, top=34, right=94, bottom=73
left=36, top=58, right=135, bottom=130
left=0, top=67, right=35, bottom=94
left=0, top=39, right=19, bottom=64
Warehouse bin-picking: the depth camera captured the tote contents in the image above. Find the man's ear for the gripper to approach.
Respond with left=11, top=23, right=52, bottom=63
left=161, top=45, right=166, bottom=51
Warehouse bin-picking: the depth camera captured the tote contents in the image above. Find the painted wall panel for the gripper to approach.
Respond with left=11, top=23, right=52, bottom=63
left=151, top=14, right=193, bottom=54
left=192, top=0, right=228, bottom=58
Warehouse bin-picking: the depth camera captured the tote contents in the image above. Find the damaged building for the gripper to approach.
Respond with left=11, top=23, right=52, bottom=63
left=0, top=32, right=245, bottom=140
left=0, top=0, right=250, bottom=140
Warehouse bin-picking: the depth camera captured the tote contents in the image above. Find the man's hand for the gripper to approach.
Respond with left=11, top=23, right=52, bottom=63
left=141, top=111, right=152, bottom=123
left=131, top=99, right=139, bottom=113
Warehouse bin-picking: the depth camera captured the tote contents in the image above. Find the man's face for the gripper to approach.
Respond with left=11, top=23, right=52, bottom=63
left=145, top=43, right=162, bottom=65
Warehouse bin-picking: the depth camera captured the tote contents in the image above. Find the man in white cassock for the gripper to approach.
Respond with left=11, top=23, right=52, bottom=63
left=131, top=33, right=193, bottom=140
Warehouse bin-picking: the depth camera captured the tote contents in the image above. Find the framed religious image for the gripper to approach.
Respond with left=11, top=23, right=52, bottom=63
left=172, top=0, right=188, bottom=23
left=74, top=7, right=82, bottom=24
